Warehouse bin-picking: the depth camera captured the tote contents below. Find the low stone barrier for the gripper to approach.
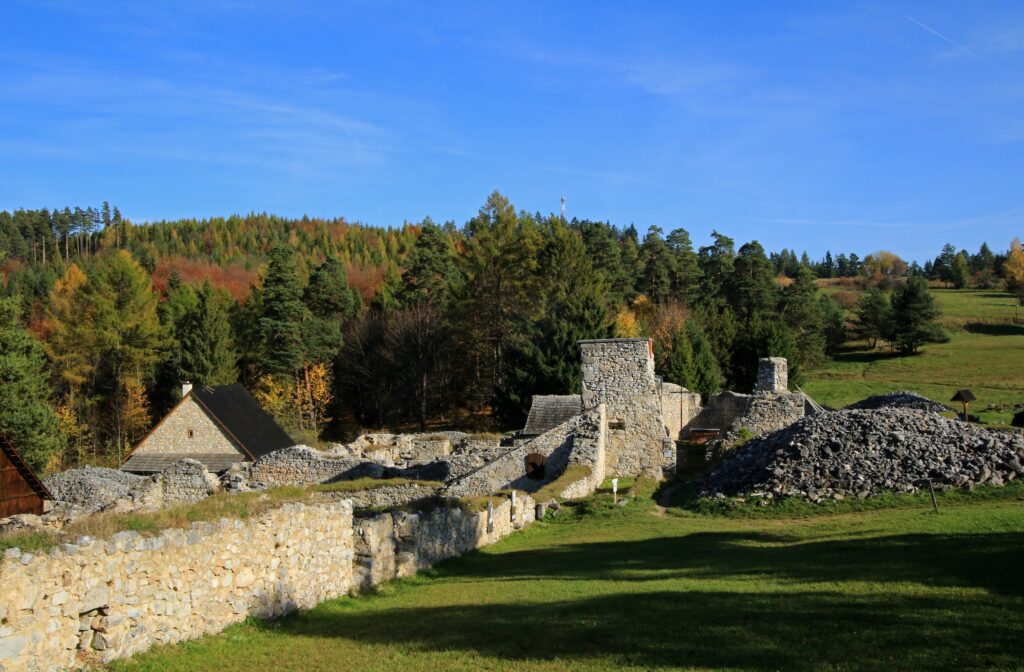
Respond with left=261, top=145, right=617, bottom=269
left=0, top=501, right=355, bottom=671
left=0, top=489, right=540, bottom=671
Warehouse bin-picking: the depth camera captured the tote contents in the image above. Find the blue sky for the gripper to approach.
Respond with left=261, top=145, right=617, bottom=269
left=1, top=1, right=1023, bottom=261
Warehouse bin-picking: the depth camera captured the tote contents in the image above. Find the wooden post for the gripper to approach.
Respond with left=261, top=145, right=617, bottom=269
left=962, top=401, right=969, bottom=423
left=928, top=479, right=939, bottom=513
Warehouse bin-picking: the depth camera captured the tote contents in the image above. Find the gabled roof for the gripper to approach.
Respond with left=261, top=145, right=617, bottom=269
left=522, top=395, right=583, bottom=436
left=187, top=384, right=295, bottom=460
left=123, top=383, right=294, bottom=473
left=0, top=430, right=52, bottom=501
left=951, top=389, right=977, bottom=403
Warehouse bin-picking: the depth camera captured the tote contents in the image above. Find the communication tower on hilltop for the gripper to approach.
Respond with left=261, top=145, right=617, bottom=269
left=560, top=196, right=566, bottom=221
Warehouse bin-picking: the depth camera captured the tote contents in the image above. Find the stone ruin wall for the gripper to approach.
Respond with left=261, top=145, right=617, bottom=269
left=661, top=382, right=702, bottom=441
left=249, top=446, right=385, bottom=486
left=444, top=406, right=606, bottom=499
left=0, top=501, right=355, bottom=671
left=580, top=339, right=669, bottom=479
left=133, top=397, right=239, bottom=458
left=0, top=490, right=537, bottom=672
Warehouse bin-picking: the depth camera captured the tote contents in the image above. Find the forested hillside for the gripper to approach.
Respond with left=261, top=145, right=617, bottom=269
left=1, top=192, right=1020, bottom=474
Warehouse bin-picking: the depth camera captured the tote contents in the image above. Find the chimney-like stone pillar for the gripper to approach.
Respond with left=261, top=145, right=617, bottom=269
left=182, top=382, right=193, bottom=397
left=755, top=358, right=788, bottom=392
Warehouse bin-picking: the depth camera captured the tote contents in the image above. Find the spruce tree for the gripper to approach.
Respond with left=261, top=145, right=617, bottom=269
left=687, top=318, right=723, bottom=399
left=259, top=245, right=309, bottom=375
left=399, top=219, right=457, bottom=305
left=0, top=297, right=64, bottom=472
left=890, top=276, right=943, bottom=355
left=304, top=256, right=355, bottom=363
left=180, top=282, right=238, bottom=386
left=779, top=265, right=825, bottom=368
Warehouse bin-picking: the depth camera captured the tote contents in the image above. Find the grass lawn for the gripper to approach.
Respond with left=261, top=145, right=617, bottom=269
left=111, top=485, right=1024, bottom=672
left=805, top=288, right=1024, bottom=424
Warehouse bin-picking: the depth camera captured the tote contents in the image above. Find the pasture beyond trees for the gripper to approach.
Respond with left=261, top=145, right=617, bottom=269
left=806, top=288, right=1024, bottom=425
left=111, top=482, right=1024, bottom=672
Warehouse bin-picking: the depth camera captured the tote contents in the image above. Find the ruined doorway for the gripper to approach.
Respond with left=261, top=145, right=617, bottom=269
left=525, top=453, right=546, bottom=480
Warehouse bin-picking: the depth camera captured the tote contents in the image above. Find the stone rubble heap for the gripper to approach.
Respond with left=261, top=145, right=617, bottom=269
left=701, top=407, right=1024, bottom=502
left=845, top=390, right=950, bottom=414
left=44, top=467, right=154, bottom=513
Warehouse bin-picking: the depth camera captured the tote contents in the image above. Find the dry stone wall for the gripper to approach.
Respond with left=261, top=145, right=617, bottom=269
left=444, top=406, right=606, bottom=498
left=0, top=489, right=543, bottom=671
left=0, top=501, right=354, bottom=672
left=249, top=446, right=384, bottom=486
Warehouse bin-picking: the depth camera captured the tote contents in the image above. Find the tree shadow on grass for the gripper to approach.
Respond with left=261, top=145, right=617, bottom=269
left=436, top=529, right=1024, bottom=597
left=256, top=530, right=1024, bottom=671
left=266, top=588, right=1022, bottom=671
left=829, top=350, right=905, bottom=364
left=963, top=322, right=1024, bottom=337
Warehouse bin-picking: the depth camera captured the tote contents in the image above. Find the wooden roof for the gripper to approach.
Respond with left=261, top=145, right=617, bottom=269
left=950, top=389, right=977, bottom=403
left=0, top=431, right=52, bottom=517
left=522, top=395, right=582, bottom=436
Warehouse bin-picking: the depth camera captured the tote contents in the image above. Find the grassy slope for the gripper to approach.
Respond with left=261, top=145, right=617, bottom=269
left=112, top=486, right=1024, bottom=672
left=805, top=288, right=1024, bottom=424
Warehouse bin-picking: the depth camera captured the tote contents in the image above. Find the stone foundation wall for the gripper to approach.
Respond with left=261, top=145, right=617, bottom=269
left=444, top=406, right=606, bottom=498
left=352, top=493, right=536, bottom=592
left=0, top=501, right=355, bottom=671
left=324, top=482, right=441, bottom=510
left=661, top=382, right=702, bottom=441
left=249, top=446, right=384, bottom=486
left=0, top=488, right=544, bottom=671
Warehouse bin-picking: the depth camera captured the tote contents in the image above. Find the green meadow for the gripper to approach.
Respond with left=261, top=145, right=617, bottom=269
left=805, top=288, right=1024, bottom=424
left=110, top=483, right=1024, bottom=672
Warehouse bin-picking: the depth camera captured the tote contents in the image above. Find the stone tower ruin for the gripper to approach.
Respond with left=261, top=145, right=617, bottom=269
left=579, top=338, right=674, bottom=479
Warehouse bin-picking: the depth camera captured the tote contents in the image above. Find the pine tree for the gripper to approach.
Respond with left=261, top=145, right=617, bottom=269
left=663, top=325, right=695, bottom=389
left=855, top=287, right=892, bottom=349
left=698, top=230, right=735, bottom=301
left=890, top=276, right=943, bottom=355
left=729, top=241, right=777, bottom=326
left=666, top=228, right=702, bottom=305
left=638, top=226, right=673, bottom=303
left=259, top=245, right=309, bottom=375
left=0, top=297, right=64, bottom=472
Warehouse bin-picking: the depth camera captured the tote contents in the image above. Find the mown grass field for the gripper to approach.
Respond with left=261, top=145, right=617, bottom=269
left=805, top=287, right=1024, bottom=424
left=111, top=483, right=1024, bottom=672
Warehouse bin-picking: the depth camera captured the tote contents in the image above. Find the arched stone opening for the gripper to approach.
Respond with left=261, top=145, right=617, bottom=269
left=525, top=453, right=546, bottom=480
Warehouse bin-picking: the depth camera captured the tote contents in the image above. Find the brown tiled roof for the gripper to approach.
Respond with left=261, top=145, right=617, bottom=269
left=522, top=395, right=582, bottom=436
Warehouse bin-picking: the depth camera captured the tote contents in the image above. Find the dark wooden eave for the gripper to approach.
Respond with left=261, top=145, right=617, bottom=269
left=0, top=431, right=52, bottom=501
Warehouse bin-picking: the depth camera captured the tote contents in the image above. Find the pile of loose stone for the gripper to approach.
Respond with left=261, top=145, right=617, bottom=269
left=701, top=406, right=1024, bottom=503
left=845, top=390, right=950, bottom=413
left=44, top=466, right=154, bottom=512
